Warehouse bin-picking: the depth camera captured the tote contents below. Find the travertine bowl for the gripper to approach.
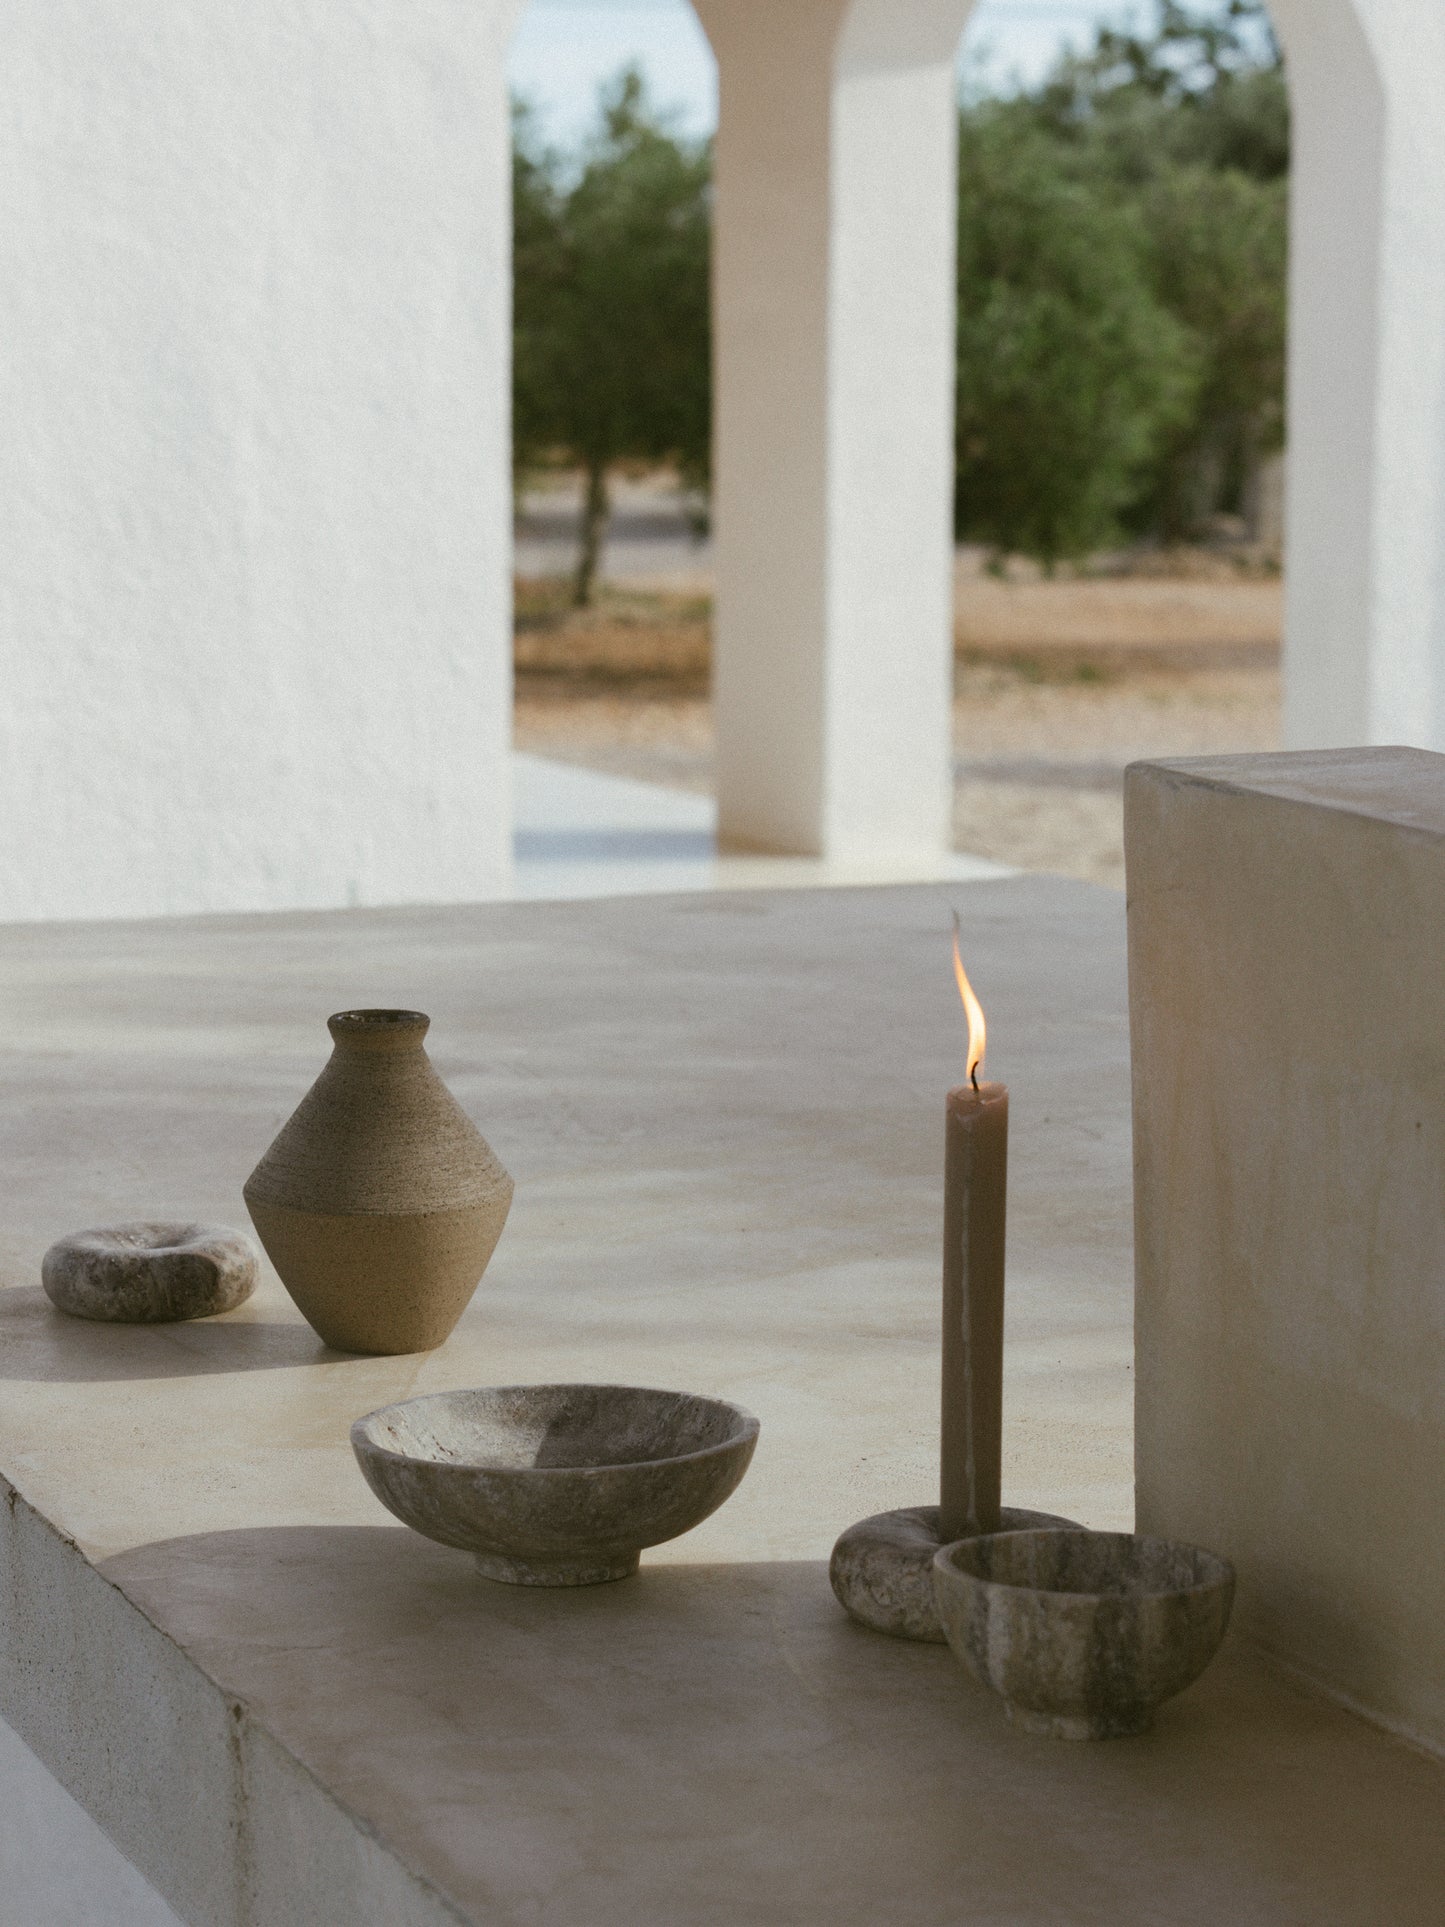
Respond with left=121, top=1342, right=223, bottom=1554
left=933, top=1529, right=1234, bottom=1739
left=352, top=1384, right=760, bottom=1586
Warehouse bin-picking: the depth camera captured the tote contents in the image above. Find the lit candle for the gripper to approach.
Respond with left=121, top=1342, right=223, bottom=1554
left=939, top=916, right=1006, bottom=1542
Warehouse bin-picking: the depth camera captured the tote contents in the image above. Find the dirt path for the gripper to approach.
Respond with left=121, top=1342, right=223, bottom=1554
left=513, top=560, right=1282, bottom=889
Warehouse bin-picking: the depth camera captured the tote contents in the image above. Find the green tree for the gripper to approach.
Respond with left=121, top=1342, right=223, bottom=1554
left=1138, top=163, right=1287, bottom=538
left=512, top=72, right=711, bottom=606
left=512, top=98, right=567, bottom=489
left=1028, top=0, right=1287, bottom=186
left=953, top=113, right=1198, bottom=565
left=516, top=6, right=1288, bottom=581
left=963, top=0, right=1287, bottom=558
left=1000, top=0, right=1289, bottom=543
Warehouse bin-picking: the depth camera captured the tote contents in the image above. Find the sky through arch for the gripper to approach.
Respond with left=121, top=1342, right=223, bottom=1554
left=507, top=0, right=1210, bottom=144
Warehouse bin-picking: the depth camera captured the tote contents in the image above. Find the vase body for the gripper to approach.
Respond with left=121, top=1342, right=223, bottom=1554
left=244, top=1010, right=513, bottom=1355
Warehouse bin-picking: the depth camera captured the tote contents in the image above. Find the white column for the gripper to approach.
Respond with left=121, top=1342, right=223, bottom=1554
left=0, top=0, right=523, bottom=922
left=1274, top=0, right=1445, bottom=751
left=694, top=0, right=973, bottom=861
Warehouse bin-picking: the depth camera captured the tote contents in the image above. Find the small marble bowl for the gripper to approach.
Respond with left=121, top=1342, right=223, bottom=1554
left=42, top=1222, right=258, bottom=1324
left=933, top=1528, right=1235, bottom=1739
left=352, top=1383, right=760, bottom=1586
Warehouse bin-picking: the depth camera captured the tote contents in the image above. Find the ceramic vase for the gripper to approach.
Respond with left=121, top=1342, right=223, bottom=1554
left=244, top=1009, right=513, bottom=1355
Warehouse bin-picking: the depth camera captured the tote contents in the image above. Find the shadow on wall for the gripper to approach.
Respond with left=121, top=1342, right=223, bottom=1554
left=94, top=1526, right=1445, bottom=1924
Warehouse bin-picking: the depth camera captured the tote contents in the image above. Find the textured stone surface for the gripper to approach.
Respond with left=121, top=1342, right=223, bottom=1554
left=41, top=1224, right=256, bottom=1325
left=245, top=1010, right=513, bottom=1355
left=353, top=1385, right=759, bottom=1585
left=829, top=1504, right=1078, bottom=1643
left=2, top=885, right=1445, bottom=1924
left=934, top=1529, right=1235, bottom=1740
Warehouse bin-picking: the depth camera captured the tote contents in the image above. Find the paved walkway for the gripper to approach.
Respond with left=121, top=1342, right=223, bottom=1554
left=512, top=752, right=1012, bottom=898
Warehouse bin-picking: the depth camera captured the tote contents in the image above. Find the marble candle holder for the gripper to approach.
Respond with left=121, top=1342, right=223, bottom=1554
left=830, top=1502, right=1079, bottom=1642
left=932, top=1528, right=1235, bottom=1738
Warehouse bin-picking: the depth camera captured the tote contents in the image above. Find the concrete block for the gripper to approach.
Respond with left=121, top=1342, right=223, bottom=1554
left=1127, top=747, right=1445, bottom=1753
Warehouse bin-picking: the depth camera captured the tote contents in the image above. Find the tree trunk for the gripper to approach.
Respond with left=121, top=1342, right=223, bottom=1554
left=573, top=460, right=609, bottom=608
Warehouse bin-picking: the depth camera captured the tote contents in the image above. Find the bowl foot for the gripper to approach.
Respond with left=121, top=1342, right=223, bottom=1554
left=829, top=1504, right=1081, bottom=1643
left=1005, top=1703, right=1154, bottom=1741
left=474, top=1550, right=640, bottom=1587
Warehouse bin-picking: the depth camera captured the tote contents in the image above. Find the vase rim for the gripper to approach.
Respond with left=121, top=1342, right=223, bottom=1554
left=327, top=1009, right=431, bottom=1048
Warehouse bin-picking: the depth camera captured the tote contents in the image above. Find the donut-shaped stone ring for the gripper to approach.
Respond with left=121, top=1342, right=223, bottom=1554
left=42, top=1223, right=258, bottom=1324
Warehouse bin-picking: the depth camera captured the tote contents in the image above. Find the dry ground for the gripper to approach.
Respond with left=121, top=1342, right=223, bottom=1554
left=514, top=557, right=1282, bottom=889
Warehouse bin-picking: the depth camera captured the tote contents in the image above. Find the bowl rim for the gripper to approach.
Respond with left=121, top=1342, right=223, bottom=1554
left=350, top=1381, right=761, bottom=1478
left=933, top=1527, right=1234, bottom=1603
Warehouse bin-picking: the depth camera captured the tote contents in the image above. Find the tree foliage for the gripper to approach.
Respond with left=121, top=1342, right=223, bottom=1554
left=513, top=4, right=1290, bottom=579
left=1139, top=162, right=1287, bottom=537
left=513, top=73, right=710, bottom=605
left=955, top=0, right=1289, bottom=559
left=954, top=114, right=1197, bottom=565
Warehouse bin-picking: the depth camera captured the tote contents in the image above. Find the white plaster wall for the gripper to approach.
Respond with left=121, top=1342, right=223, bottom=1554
left=0, top=1, right=522, bottom=923
left=1274, top=0, right=1445, bottom=751
left=695, top=0, right=972, bottom=863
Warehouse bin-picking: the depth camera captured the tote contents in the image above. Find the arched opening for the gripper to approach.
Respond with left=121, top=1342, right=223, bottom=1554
left=505, top=1, right=1303, bottom=896
left=507, top=0, right=721, bottom=894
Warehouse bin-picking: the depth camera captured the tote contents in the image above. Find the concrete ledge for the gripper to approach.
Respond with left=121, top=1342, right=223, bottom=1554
left=0, top=880, right=1442, bottom=1921
left=0, top=1479, right=465, bottom=1927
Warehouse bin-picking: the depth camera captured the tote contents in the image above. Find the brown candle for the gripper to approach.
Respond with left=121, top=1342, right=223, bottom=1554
left=939, top=922, right=1006, bottom=1542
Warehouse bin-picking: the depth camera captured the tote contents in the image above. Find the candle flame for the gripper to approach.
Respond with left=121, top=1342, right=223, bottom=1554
left=951, top=912, right=986, bottom=1089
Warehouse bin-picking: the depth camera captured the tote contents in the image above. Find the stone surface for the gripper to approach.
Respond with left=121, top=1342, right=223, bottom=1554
left=0, top=883, right=1443, bottom=1923
left=41, top=1223, right=256, bottom=1325
left=1128, top=749, right=1445, bottom=1755
left=353, top=1385, right=759, bottom=1586
left=244, top=1010, right=513, bottom=1356
left=829, top=1504, right=1078, bottom=1643
left=933, top=1529, right=1235, bottom=1741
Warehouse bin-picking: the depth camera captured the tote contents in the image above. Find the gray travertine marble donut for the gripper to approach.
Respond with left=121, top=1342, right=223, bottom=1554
left=830, top=1503, right=1081, bottom=1642
left=42, top=1223, right=258, bottom=1324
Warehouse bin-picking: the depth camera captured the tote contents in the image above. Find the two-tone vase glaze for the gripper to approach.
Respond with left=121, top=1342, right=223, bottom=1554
left=244, top=1010, right=513, bottom=1356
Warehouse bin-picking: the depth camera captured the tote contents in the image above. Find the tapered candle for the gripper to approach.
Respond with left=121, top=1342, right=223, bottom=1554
left=939, top=919, right=1006, bottom=1543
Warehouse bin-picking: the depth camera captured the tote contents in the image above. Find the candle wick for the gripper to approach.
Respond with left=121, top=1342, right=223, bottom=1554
left=970, top=1066, right=979, bottom=1093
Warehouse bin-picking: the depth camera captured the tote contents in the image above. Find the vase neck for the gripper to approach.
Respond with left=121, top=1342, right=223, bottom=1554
left=326, top=1009, right=430, bottom=1054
